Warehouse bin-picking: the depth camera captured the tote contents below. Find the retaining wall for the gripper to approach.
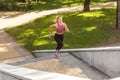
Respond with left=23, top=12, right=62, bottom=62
left=33, top=46, right=120, bottom=78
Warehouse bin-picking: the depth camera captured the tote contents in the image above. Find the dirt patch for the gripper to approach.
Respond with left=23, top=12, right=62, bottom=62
left=20, top=58, right=85, bottom=78
left=0, top=11, right=24, bottom=19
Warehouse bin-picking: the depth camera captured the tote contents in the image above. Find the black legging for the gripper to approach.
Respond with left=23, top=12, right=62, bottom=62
left=54, top=33, right=64, bottom=50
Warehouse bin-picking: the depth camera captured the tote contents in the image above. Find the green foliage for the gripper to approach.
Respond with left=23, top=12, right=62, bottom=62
left=0, top=0, right=34, bottom=11
left=0, top=0, right=18, bottom=10
left=5, top=7, right=116, bottom=51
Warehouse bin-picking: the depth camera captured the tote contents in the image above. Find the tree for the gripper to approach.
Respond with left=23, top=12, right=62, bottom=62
left=116, top=0, right=120, bottom=29
left=83, top=0, right=90, bottom=12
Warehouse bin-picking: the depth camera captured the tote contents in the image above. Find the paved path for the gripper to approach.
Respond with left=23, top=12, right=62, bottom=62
left=0, top=11, right=24, bottom=19
left=0, top=2, right=116, bottom=29
left=0, top=30, right=33, bottom=63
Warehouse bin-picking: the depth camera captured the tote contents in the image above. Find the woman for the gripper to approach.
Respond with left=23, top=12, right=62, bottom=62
left=48, top=16, right=69, bottom=58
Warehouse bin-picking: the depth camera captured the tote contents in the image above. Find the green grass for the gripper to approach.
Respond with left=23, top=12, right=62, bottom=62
left=5, top=7, right=117, bottom=52
left=25, top=0, right=116, bottom=11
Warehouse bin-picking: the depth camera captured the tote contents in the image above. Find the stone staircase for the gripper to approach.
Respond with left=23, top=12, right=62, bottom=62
left=60, top=53, right=109, bottom=80
left=9, top=53, right=85, bottom=78
left=7, top=52, right=110, bottom=80
left=0, top=63, right=91, bottom=80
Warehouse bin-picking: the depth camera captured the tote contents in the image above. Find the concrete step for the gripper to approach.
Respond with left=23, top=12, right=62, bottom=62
left=9, top=52, right=110, bottom=80
left=32, top=46, right=120, bottom=53
left=9, top=53, right=86, bottom=78
left=9, top=53, right=56, bottom=66
left=0, top=64, right=91, bottom=80
left=9, top=52, right=70, bottom=66
left=60, top=54, right=110, bottom=80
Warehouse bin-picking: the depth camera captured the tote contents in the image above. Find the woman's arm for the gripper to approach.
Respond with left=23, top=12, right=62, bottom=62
left=48, top=24, right=56, bottom=38
left=64, top=23, right=70, bottom=32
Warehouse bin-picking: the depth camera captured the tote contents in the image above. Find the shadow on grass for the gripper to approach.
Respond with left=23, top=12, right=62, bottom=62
left=32, top=0, right=83, bottom=11
left=5, top=7, right=116, bottom=51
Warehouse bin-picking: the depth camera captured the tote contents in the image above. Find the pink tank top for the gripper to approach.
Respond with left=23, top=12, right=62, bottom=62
left=56, top=24, right=65, bottom=33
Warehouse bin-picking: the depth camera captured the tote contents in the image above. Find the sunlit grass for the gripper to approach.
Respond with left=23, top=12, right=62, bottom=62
left=33, top=40, right=49, bottom=46
left=77, top=11, right=105, bottom=17
left=5, top=7, right=116, bottom=51
left=84, top=26, right=97, bottom=31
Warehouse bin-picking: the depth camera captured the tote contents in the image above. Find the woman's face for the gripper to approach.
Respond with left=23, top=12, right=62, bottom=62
left=57, top=17, right=62, bottom=23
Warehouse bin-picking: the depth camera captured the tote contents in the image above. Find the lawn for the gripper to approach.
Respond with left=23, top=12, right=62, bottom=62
left=5, top=7, right=117, bottom=52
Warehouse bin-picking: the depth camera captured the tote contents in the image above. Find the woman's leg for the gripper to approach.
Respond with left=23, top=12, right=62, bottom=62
left=55, top=49, right=59, bottom=57
left=54, top=34, right=64, bottom=58
left=58, top=34, right=63, bottom=50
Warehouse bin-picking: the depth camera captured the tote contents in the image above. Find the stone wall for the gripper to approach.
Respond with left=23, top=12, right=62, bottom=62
left=71, top=47, right=120, bottom=78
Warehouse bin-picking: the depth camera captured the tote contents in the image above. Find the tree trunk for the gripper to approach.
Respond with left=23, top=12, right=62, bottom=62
left=26, top=0, right=32, bottom=9
left=116, top=0, right=120, bottom=29
left=83, top=0, right=90, bottom=12
left=18, top=0, right=26, bottom=2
